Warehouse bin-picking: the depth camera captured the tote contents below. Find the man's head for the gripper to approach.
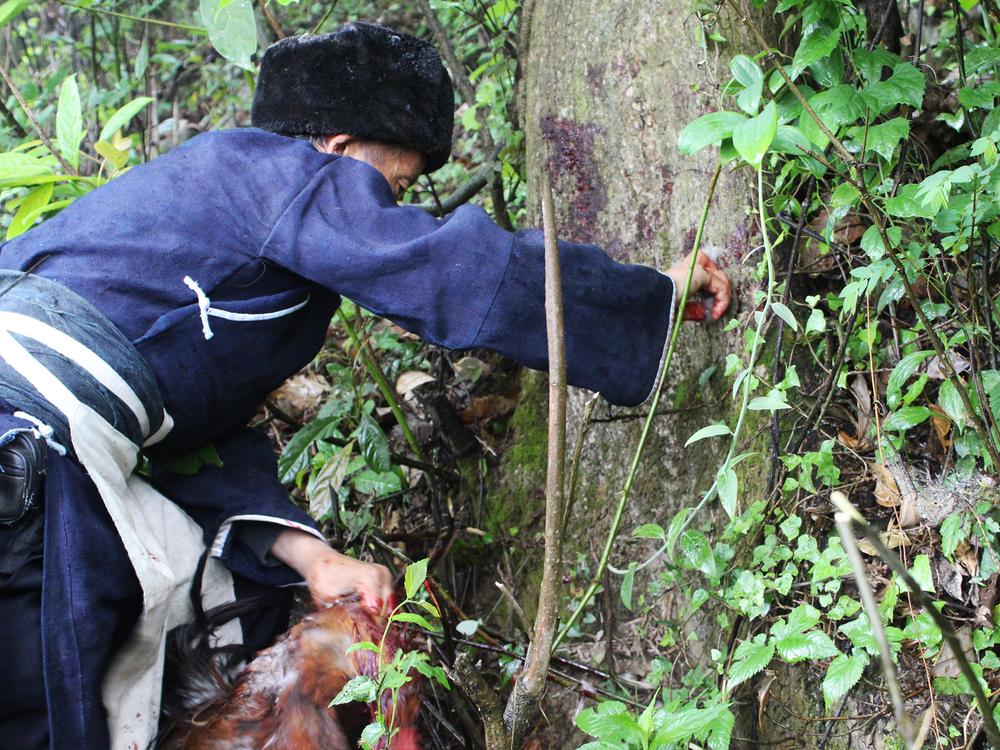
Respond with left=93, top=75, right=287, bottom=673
left=312, top=134, right=425, bottom=199
left=251, top=23, right=454, bottom=186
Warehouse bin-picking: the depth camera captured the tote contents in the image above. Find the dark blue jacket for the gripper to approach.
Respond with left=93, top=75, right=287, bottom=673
left=0, top=128, right=674, bottom=748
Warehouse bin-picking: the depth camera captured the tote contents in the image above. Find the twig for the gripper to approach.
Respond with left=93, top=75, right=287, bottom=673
left=560, top=393, right=599, bottom=533
left=311, top=0, right=340, bottom=34
left=832, top=491, right=915, bottom=747
left=494, top=581, right=531, bottom=634
left=503, top=169, right=566, bottom=741
left=55, top=1, right=207, bottom=33
left=832, top=492, right=1000, bottom=750
left=769, top=181, right=813, bottom=498
left=417, top=144, right=503, bottom=215
left=258, top=0, right=285, bottom=38
left=0, top=61, right=77, bottom=176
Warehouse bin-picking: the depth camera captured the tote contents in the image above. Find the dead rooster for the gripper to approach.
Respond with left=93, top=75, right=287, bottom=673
left=157, top=596, right=422, bottom=750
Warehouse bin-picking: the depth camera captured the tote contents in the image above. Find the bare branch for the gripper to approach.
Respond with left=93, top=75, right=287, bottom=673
left=0, top=61, right=78, bottom=176
left=503, top=170, right=566, bottom=742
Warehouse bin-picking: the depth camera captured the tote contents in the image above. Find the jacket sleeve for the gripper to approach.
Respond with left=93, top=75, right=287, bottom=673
left=149, top=425, right=324, bottom=586
left=259, top=156, right=676, bottom=407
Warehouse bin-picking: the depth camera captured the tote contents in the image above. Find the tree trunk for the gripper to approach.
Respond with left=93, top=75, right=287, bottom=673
left=490, top=0, right=807, bottom=746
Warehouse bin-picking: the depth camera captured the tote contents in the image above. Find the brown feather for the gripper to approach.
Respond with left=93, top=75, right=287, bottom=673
left=158, top=598, right=422, bottom=750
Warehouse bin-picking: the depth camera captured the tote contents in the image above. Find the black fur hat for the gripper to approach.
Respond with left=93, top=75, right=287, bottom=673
left=252, top=22, right=454, bottom=172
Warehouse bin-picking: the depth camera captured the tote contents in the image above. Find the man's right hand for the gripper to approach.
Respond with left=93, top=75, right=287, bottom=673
left=664, top=249, right=732, bottom=322
left=270, top=528, right=394, bottom=614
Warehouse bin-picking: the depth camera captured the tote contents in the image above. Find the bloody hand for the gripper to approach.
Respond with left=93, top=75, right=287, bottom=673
left=664, top=249, right=732, bottom=322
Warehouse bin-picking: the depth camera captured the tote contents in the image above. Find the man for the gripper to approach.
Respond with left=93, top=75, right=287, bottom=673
left=0, top=20, right=730, bottom=750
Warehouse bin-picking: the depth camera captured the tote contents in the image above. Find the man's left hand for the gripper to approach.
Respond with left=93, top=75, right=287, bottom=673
left=664, top=249, right=732, bottom=322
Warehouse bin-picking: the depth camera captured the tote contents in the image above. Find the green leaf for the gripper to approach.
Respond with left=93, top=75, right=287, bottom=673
left=678, top=111, right=747, bottom=155
left=886, top=350, right=933, bottom=409
left=730, top=54, right=763, bottom=87
left=776, top=604, right=822, bottom=636
left=330, top=674, right=377, bottom=705
left=808, top=84, right=867, bottom=128
left=862, top=63, right=925, bottom=113
left=633, top=523, right=666, bottom=540
left=776, top=630, right=841, bottom=663
left=770, top=124, right=812, bottom=158
left=882, top=406, right=933, bottom=431
left=55, top=74, right=82, bottom=169
left=390, top=611, right=440, bottom=632
left=940, top=513, right=968, bottom=561
left=846, top=118, right=909, bottom=161
left=717, top=468, right=738, bottom=518
left=404, top=557, right=429, bottom=599
left=885, top=184, right=940, bottom=219
left=938, top=380, right=966, bottom=426
left=680, top=530, right=718, bottom=578
left=666, top=508, right=693, bottom=556
left=359, top=722, right=384, bottom=749
left=733, top=100, right=777, bottom=168
left=350, top=469, right=401, bottom=496
left=575, top=701, right=643, bottom=744
left=748, top=389, right=791, bottom=411
left=731, top=55, right=764, bottom=115
left=792, top=26, right=841, bottom=78
left=356, top=413, right=391, bottom=472
left=805, top=308, right=826, bottom=335
left=199, top=0, right=257, bottom=70
left=685, top=422, right=733, bottom=446
left=822, top=652, right=868, bottom=708
left=621, top=562, right=637, bottom=610
left=906, top=553, right=935, bottom=593
left=831, top=182, right=860, bottom=207
left=0, top=0, right=28, bottom=28
left=7, top=183, right=52, bottom=239
left=0, top=152, right=50, bottom=185
left=728, top=634, right=774, bottom=688
left=780, top=515, right=802, bottom=541
left=99, top=96, right=154, bottom=142
left=157, top=443, right=224, bottom=475
left=771, top=302, right=798, bottom=331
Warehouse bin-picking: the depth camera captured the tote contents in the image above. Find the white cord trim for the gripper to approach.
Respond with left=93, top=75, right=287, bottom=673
left=143, top=409, right=175, bottom=448
left=0, top=311, right=152, bottom=437
left=208, top=296, right=311, bottom=322
left=12, top=410, right=68, bottom=455
left=183, top=276, right=214, bottom=340
left=210, top=514, right=327, bottom=558
left=183, top=276, right=311, bottom=341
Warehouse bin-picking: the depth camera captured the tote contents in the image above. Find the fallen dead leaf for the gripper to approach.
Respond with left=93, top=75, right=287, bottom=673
left=933, top=625, right=973, bottom=679
left=930, top=404, right=953, bottom=449
left=935, top=555, right=965, bottom=602
left=757, top=670, right=777, bottom=736
left=856, top=529, right=910, bottom=555
left=460, top=394, right=517, bottom=424
left=396, top=370, right=435, bottom=396
left=453, top=356, right=490, bottom=384
left=269, top=372, right=330, bottom=419
left=872, top=461, right=902, bottom=507
left=956, top=542, right=980, bottom=578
